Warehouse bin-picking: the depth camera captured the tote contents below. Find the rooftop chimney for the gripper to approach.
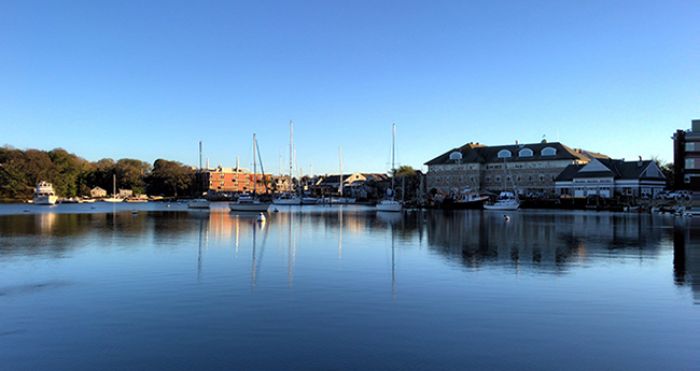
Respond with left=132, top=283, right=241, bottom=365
left=638, top=156, right=643, bottom=167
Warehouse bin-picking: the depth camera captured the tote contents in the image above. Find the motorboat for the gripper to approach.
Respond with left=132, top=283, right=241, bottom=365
left=484, top=192, right=520, bottom=211
left=33, top=181, right=58, bottom=205
left=331, top=197, right=356, bottom=204
left=188, top=198, right=210, bottom=209
left=445, top=188, right=489, bottom=209
left=229, top=194, right=271, bottom=212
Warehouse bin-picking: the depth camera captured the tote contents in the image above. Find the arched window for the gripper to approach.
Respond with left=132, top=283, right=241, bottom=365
left=497, top=149, right=512, bottom=158
left=541, top=147, right=557, bottom=156
left=496, top=176, right=501, bottom=183
left=518, top=148, right=534, bottom=157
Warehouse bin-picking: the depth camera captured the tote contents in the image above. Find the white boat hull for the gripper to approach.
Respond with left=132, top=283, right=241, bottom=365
left=33, top=195, right=58, bottom=205
left=302, top=197, right=319, bottom=205
left=229, top=202, right=271, bottom=212
left=103, top=198, right=124, bottom=203
left=273, top=198, right=302, bottom=205
left=484, top=202, right=520, bottom=211
left=376, top=200, right=402, bottom=212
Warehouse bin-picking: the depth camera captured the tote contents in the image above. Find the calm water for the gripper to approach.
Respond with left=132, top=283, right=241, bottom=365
left=0, top=203, right=698, bottom=370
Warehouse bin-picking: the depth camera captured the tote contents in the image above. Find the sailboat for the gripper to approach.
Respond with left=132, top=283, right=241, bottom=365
left=229, top=134, right=272, bottom=212
left=331, top=146, right=356, bottom=204
left=274, top=121, right=302, bottom=205
left=189, top=141, right=210, bottom=210
left=376, top=123, right=402, bottom=212
left=103, top=174, right=124, bottom=203
left=484, top=156, right=520, bottom=211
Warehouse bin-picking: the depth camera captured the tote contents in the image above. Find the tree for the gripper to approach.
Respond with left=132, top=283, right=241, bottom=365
left=115, top=159, right=151, bottom=195
left=147, top=159, right=195, bottom=197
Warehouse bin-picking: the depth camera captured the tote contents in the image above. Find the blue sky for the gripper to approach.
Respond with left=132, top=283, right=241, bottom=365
left=1, top=0, right=698, bottom=174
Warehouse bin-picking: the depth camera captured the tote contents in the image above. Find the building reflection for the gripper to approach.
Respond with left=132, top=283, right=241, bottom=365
left=3, top=208, right=699, bottom=304
left=673, top=220, right=700, bottom=304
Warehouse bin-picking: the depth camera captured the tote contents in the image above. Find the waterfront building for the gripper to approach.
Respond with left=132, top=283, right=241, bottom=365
left=197, top=166, right=273, bottom=195
left=313, top=173, right=389, bottom=199
left=554, top=158, right=666, bottom=198
left=672, top=119, right=700, bottom=191
left=89, top=186, right=107, bottom=198
left=425, top=141, right=606, bottom=196
left=117, top=189, right=133, bottom=198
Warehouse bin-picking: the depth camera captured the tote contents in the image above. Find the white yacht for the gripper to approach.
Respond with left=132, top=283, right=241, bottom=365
left=484, top=191, right=520, bottom=211
left=33, top=181, right=58, bottom=205
left=301, top=196, right=320, bottom=205
left=188, top=198, right=210, bottom=209
left=376, top=123, right=402, bottom=213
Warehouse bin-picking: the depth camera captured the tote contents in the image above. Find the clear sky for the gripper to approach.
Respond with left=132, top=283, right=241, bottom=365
left=1, top=0, right=698, bottom=174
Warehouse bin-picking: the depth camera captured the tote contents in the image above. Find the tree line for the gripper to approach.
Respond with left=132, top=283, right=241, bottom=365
left=0, top=146, right=197, bottom=201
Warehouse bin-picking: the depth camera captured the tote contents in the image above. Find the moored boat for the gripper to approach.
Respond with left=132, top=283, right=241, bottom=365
left=229, top=194, right=271, bottom=212
left=376, top=123, right=402, bottom=213
left=188, top=198, right=210, bottom=209
left=33, top=181, right=58, bottom=205
left=484, top=192, right=520, bottom=211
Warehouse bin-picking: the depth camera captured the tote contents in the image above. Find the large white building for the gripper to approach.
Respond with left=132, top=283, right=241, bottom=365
left=425, top=141, right=606, bottom=195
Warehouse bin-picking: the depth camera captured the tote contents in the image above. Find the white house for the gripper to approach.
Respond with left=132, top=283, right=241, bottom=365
left=555, top=158, right=666, bottom=198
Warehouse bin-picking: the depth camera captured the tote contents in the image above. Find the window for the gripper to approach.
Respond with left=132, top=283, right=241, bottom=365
left=485, top=176, right=491, bottom=183
left=497, top=149, right=512, bottom=158
left=541, top=147, right=557, bottom=156
left=496, top=176, right=501, bottom=183
left=686, top=142, right=698, bottom=152
left=518, top=148, right=534, bottom=157
left=686, top=158, right=698, bottom=170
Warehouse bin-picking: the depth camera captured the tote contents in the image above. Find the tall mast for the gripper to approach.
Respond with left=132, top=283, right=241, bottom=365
left=198, top=140, right=203, bottom=170
left=339, top=146, right=343, bottom=197
left=253, top=133, right=257, bottom=196
left=289, top=120, right=294, bottom=193
left=113, top=174, right=116, bottom=197
left=391, top=123, right=396, bottom=192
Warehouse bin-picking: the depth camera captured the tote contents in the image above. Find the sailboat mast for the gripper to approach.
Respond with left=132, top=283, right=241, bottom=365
left=391, top=123, right=396, bottom=192
left=289, top=120, right=294, bottom=193
left=339, top=146, right=343, bottom=197
left=113, top=174, right=116, bottom=197
left=253, top=133, right=257, bottom=196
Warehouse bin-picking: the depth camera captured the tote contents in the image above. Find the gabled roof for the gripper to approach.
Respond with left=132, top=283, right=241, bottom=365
left=425, top=141, right=605, bottom=166
left=555, top=159, right=666, bottom=182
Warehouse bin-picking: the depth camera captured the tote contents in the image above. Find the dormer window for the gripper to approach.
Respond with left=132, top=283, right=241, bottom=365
left=518, top=148, right=533, bottom=157
left=448, top=151, right=463, bottom=163
left=497, top=149, right=512, bottom=158
left=541, top=147, right=557, bottom=156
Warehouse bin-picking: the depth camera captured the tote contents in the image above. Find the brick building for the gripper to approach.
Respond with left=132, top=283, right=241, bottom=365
left=672, top=119, right=700, bottom=191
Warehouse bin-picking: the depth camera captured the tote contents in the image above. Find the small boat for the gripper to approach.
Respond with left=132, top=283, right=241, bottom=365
left=230, top=194, right=271, bottom=212
left=302, top=196, right=320, bottom=205
left=331, top=197, right=356, bottom=204
left=33, top=181, right=58, bottom=205
left=59, top=197, right=82, bottom=204
left=376, top=199, right=402, bottom=212
left=273, top=193, right=302, bottom=205
left=188, top=198, right=210, bottom=209
left=484, top=192, right=520, bottom=211
left=443, top=187, right=489, bottom=209
left=103, top=174, right=123, bottom=202
left=229, top=134, right=271, bottom=213
left=125, top=197, right=148, bottom=203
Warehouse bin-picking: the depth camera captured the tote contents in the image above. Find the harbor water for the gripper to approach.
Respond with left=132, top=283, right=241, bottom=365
left=0, top=204, right=698, bottom=370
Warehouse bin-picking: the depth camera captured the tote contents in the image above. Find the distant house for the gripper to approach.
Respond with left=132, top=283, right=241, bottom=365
left=118, top=189, right=134, bottom=198
left=90, top=186, right=107, bottom=198
left=672, top=119, right=700, bottom=190
left=555, top=158, right=666, bottom=198
left=312, top=173, right=390, bottom=199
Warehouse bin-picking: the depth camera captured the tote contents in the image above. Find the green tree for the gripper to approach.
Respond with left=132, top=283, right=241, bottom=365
left=147, top=159, right=194, bottom=197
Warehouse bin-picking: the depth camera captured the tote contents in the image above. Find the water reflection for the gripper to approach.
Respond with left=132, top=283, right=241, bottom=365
left=2, top=208, right=699, bottom=303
